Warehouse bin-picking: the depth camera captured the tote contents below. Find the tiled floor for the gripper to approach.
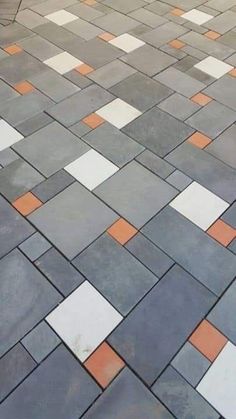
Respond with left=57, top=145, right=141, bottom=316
left=0, top=0, right=236, bottom=418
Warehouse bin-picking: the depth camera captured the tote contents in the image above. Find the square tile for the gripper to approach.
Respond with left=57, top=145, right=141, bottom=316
left=96, top=98, right=142, bottom=129
left=13, top=192, right=42, bottom=216
left=107, top=218, right=137, bottom=245
left=22, top=321, right=60, bottom=363
left=158, top=93, right=200, bottom=121
left=45, top=10, right=78, bottom=25
left=207, top=219, right=236, bottom=246
left=44, top=52, right=83, bottom=74
left=197, top=342, right=236, bottom=419
left=0, top=119, right=23, bottom=151
left=47, top=281, right=122, bottom=361
left=14, top=81, right=34, bottom=95
left=65, top=149, right=118, bottom=190
left=32, top=170, right=74, bottom=203
left=182, top=9, right=213, bottom=25
left=19, top=232, right=51, bottom=261
left=82, top=113, right=105, bottom=129
left=170, top=181, right=229, bottom=230
left=187, top=132, right=212, bottom=148
left=194, top=56, right=233, bottom=79
left=109, top=33, right=145, bottom=53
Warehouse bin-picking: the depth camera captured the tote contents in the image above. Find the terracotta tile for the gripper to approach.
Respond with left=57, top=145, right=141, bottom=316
left=171, top=8, right=184, bottom=16
left=13, top=192, right=42, bottom=216
left=169, top=39, right=185, bottom=49
left=98, top=32, right=116, bottom=42
left=4, top=44, right=22, bottom=55
left=189, top=320, right=228, bottom=362
left=84, top=0, right=97, bottom=5
left=75, top=63, right=94, bottom=75
left=187, top=132, right=212, bottom=149
left=191, top=93, right=212, bottom=106
left=14, top=81, right=35, bottom=94
left=205, top=31, right=221, bottom=40
left=207, top=219, right=236, bottom=246
left=84, top=342, right=124, bottom=388
left=107, top=218, right=138, bottom=245
left=82, top=113, right=105, bottom=129
left=229, top=68, right=236, bottom=78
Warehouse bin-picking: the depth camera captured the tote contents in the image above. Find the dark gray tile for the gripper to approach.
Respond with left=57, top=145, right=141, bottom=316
left=22, top=321, right=60, bottom=363
left=142, top=206, right=236, bottom=296
left=19, top=232, right=51, bottom=261
left=0, top=249, right=61, bottom=357
left=0, top=345, right=101, bottom=419
left=136, top=150, right=175, bottom=179
left=221, top=202, right=236, bottom=229
left=109, top=265, right=215, bottom=385
left=206, top=124, right=236, bottom=169
left=152, top=366, right=219, bottom=419
left=34, top=22, right=79, bottom=50
left=16, top=112, right=53, bottom=137
left=32, top=169, right=74, bottom=203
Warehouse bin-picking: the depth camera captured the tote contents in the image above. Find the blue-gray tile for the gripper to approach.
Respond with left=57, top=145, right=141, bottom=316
left=19, top=232, right=51, bottom=261
left=22, top=321, right=60, bottom=363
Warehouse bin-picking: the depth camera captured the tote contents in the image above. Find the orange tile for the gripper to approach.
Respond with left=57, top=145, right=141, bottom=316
left=82, top=113, right=105, bottom=129
left=229, top=68, right=236, bottom=78
left=107, top=218, right=138, bottom=245
left=187, top=132, right=212, bottom=149
left=191, top=93, right=212, bottom=106
left=84, top=342, right=124, bottom=388
left=189, top=320, right=227, bottom=362
left=98, top=32, right=116, bottom=42
left=4, top=44, right=22, bottom=55
left=171, top=8, right=184, bottom=16
left=84, top=0, right=97, bottom=5
left=13, top=192, right=42, bottom=216
left=207, top=219, right=236, bottom=246
left=75, top=63, right=94, bottom=75
left=205, top=31, right=221, bottom=40
left=169, top=39, right=185, bottom=49
left=14, top=81, right=35, bottom=94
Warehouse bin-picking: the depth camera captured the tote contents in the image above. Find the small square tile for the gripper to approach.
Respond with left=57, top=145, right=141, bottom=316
left=190, top=319, right=227, bottom=362
left=44, top=52, right=83, bottom=75
left=46, top=281, right=122, bottom=361
left=109, top=33, right=145, bottom=53
left=14, top=81, right=34, bottom=95
left=229, top=68, right=236, bottom=77
left=84, top=342, right=124, bottom=388
left=187, top=132, right=212, bottom=148
left=96, top=98, right=142, bottom=129
left=82, top=113, right=105, bottom=129
left=191, top=92, right=212, bottom=106
left=182, top=9, right=213, bottom=25
left=13, top=192, right=42, bottom=216
left=170, top=181, right=229, bottom=230
left=166, top=170, right=192, bottom=191
left=169, top=39, right=185, bottom=49
left=75, top=63, right=94, bottom=75
left=45, top=10, right=78, bottom=25
left=194, top=56, right=233, bottom=79
left=207, top=219, right=236, bottom=246
left=0, top=120, right=23, bottom=151
left=4, top=44, right=22, bottom=55
left=205, top=30, right=221, bottom=40
left=171, top=8, right=184, bottom=16
left=98, top=32, right=116, bottom=42
left=107, top=218, right=137, bottom=245
left=22, top=321, right=60, bottom=363
left=197, top=342, right=236, bottom=419
left=19, top=232, right=51, bottom=261
left=158, top=93, right=200, bottom=121
left=65, top=149, right=118, bottom=190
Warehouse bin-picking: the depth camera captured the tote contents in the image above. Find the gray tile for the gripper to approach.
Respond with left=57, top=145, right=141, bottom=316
left=125, top=233, right=174, bottom=278
left=88, top=59, right=136, bottom=89
left=0, top=345, right=100, bottom=419
left=64, top=18, right=102, bottom=40
left=66, top=3, right=104, bottom=21
left=154, top=67, right=206, bottom=98
left=0, top=195, right=34, bottom=258
left=166, top=170, right=193, bottom=191
left=31, top=0, right=77, bottom=15
left=70, top=121, right=92, bottom=137
left=0, top=148, right=19, bottom=167
left=0, top=159, right=44, bottom=201
left=13, top=122, right=89, bottom=177
left=221, top=202, right=236, bottom=229
left=158, top=93, right=201, bottom=121
left=152, top=366, right=219, bottom=419
left=0, top=80, right=19, bottom=104
left=34, top=21, right=79, bottom=50
left=123, top=108, right=194, bottom=157
left=204, top=76, right=236, bottom=112
left=205, top=11, right=236, bottom=34
left=0, top=22, right=32, bottom=47
left=0, top=344, right=36, bottom=402
left=95, top=161, right=177, bottom=228
left=110, top=72, right=173, bottom=112
left=35, top=247, right=84, bottom=296
left=142, top=206, right=236, bottom=296
left=136, top=150, right=175, bottom=179
left=219, top=31, right=236, bottom=51
left=0, top=249, right=61, bottom=357
left=128, top=8, right=168, bottom=28
left=22, top=321, right=60, bottom=363
left=18, top=34, right=62, bottom=61
left=15, top=9, right=47, bottom=29
left=64, top=69, right=92, bottom=89
left=83, top=122, right=144, bottom=167
left=84, top=368, right=173, bottom=419
left=19, top=232, right=51, bottom=261
left=172, top=342, right=211, bottom=387
left=0, top=51, right=47, bottom=85
left=179, top=31, right=234, bottom=60
left=109, top=265, right=215, bottom=385
left=228, top=238, right=236, bottom=254
left=16, top=112, right=53, bottom=136
left=141, top=22, right=188, bottom=48
left=32, top=169, right=75, bottom=203
left=47, top=84, right=114, bottom=127
left=73, top=234, right=158, bottom=315
left=29, top=182, right=118, bottom=259
left=93, top=11, right=139, bottom=35
left=102, top=0, right=145, bottom=14
left=206, top=124, right=236, bottom=169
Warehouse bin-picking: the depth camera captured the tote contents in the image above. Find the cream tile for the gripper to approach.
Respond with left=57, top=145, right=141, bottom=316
left=0, top=120, right=23, bottom=152
left=194, top=56, right=233, bottom=79
left=96, top=98, right=142, bottom=129
left=109, top=33, right=145, bottom=53
left=45, top=9, right=78, bottom=25
left=182, top=9, right=213, bottom=25
left=44, top=52, right=83, bottom=74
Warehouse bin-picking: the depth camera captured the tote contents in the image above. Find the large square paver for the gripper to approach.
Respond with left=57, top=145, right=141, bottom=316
left=47, top=281, right=122, bottom=361
left=95, top=161, right=177, bottom=228
left=29, top=182, right=118, bottom=259
left=109, top=265, right=215, bottom=385
left=0, top=249, right=61, bottom=358
left=0, top=345, right=100, bottom=419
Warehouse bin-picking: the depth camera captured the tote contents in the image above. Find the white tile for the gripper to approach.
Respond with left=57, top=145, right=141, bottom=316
left=109, top=33, right=145, bottom=53
left=182, top=9, right=213, bottom=25
left=170, top=181, right=229, bottom=230
left=64, top=149, right=119, bottom=190
left=44, top=52, right=83, bottom=74
left=46, top=281, right=122, bottom=362
left=45, top=9, right=78, bottom=25
left=194, top=56, right=233, bottom=79
left=96, top=98, right=142, bottom=129
left=197, top=342, right=236, bottom=419
left=0, top=119, right=23, bottom=152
